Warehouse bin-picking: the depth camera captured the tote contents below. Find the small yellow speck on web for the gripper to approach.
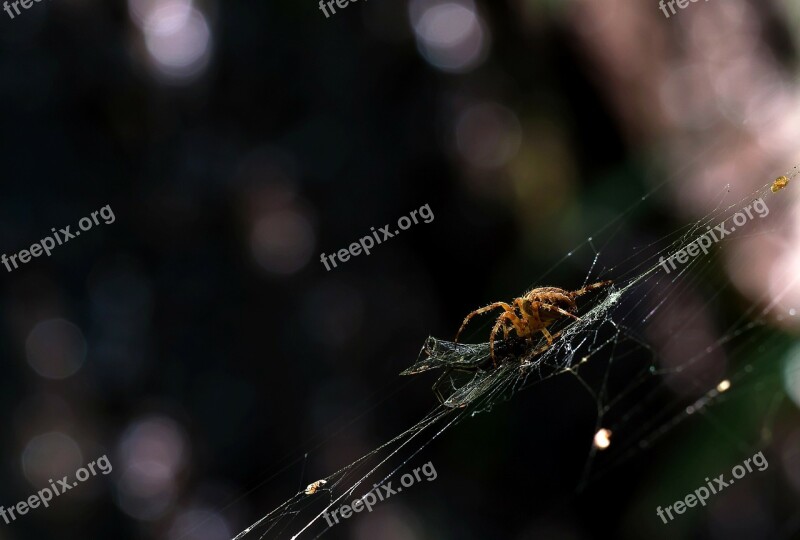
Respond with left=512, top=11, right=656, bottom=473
left=771, top=175, right=789, bottom=193
left=716, top=379, right=731, bottom=392
left=304, top=479, right=327, bottom=495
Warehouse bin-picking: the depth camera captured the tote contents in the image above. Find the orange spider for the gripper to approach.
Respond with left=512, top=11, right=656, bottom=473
left=454, top=280, right=613, bottom=366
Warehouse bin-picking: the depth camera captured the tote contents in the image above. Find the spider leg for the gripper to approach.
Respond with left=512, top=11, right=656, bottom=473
left=540, top=326, right=554, bottom=344
left=519, top=329, right=565, bottom=371
left=569, top=280, right=613, bottom=299
left=455, top=302, right=515, bottom=342
left=501, top=317, right=513, bottom=340
left=489, top=316, right=506, bottom=369
left=539, top=303, right=580, bottom=320
left=533, top=329, right=562, bottom=354
left=525, top=301, right=571, bottom=344
left=488, top=311, right=530, bottom=367
left=500, top=306, right=528, bottom=338
left=514, top=298, right=542, bottom=339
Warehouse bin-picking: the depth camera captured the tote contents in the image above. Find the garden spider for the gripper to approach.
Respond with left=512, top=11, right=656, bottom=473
left=454, top=280, right=613, bottom=367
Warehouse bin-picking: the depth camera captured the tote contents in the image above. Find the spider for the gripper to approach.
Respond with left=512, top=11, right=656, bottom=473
left=454, top=280, right=613, bottom=367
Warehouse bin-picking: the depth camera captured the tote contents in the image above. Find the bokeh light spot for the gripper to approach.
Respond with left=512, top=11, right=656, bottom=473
left=409, top=0, right=489, bottom=73
left=455, top=102, right=522, bottom=169
left=168, top=508, right=231, bottom=540
left=116, top=416, right=188, bottom=520
left=250, top=209, right=315, bottom=275
left=25, top=318, right=87, bottom=380
left=142, top=2, right=212, bottom=82
left=22, top=432, right=83, bottom=487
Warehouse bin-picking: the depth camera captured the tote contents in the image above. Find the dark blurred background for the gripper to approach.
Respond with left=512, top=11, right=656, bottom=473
left=1, top=0, right=800, bottom=539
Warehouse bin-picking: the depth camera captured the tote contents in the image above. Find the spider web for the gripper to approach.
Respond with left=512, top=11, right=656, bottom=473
left=230, top=165, right=798, bottom=540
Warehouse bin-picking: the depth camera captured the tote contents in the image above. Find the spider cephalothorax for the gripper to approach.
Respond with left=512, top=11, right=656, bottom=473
left=454, top=280, right=612, bottom=366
